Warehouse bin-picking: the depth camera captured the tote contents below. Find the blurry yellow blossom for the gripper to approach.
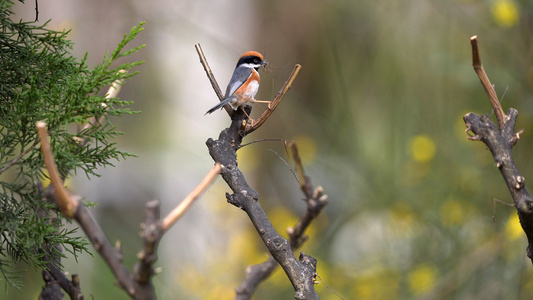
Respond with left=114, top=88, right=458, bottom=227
left=178, top=263, right=234, bottom=300
left=268, top=206, right=303, bottom=238
left=291, top=135, right=317, bottom=164
left=388, top=201, right=416, bottom=236
left=491, top=0, right=519, bottom=27
left=408, top=263, right=438, bottom=295
left=226, top=227, right=266, bottom=265
left=237, top=143, right=260, bottom=171
left=41, top=169, right=72, bottom=189
left=409, top=135, right=436, bottom=163
left=505, top=212, right=523, bottom=240
left=440, top=199, right=464, bottom=226
left=352, top=268, right=400, bottom=299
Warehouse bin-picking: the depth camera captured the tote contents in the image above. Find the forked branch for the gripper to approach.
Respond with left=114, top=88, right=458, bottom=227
left=464, top=36, right=533, bottom=264
left=195, top=43, right=301, bottom=133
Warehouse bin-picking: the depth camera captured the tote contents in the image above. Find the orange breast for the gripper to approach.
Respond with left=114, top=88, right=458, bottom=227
left=230, top=70, right=260, bottom=109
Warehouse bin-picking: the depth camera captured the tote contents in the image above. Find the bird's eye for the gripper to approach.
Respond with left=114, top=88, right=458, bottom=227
left=254, top=58, right=259, bottom=63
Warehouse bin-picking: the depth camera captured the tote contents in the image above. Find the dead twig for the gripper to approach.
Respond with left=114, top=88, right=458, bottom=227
left=36, top=122, right=78, bottom=218
left=195, top=43, right=231, bottom=115
left=243, top=64, right=301, bottom=134
left=160, top=163, right=222, bottom=232
left=464, top=36, right=533, bottom=264
left=470, top=36, right=507, bottom=129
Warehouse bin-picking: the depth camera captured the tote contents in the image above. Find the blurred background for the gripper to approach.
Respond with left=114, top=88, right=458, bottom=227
left=4, top=0, right=533, bottom=299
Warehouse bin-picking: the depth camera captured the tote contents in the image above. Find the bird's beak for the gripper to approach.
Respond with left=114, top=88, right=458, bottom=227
left=262, top=60, right=268, bottom=66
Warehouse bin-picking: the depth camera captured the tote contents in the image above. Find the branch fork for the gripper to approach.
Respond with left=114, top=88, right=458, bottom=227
left=37, top=72, right=223, bottom=299
left=195, top=43, right=301, bottom=135
left=465, top=35, right=533, bottom=264
left=197, top=44, right=322, bottom=298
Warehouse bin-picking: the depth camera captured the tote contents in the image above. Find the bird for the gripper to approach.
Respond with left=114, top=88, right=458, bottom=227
left=205, top=51, right=269, bottom=115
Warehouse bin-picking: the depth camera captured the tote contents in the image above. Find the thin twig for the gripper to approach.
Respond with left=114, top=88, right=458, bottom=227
left=470, top=36, right=507, bottom=129
left=315, top=273, right=345, bottom=300
left=36, top=121, right=78, bottom=218
left=290, top=141, right=309, bottom=195
left=34, top=0, right=39, bottom=22
left=243, top=64, right=302, bottom=134
left=0, top=138, right=39, bottom=175
left=160, top=163, right=222, bottom=232
left=74, top=70, right=126, bottom=146
left=268, top=149, right=299, bottom=184
left=195, top=43, right=231, bottom=115
left=238, top=138, right=287, bottom=149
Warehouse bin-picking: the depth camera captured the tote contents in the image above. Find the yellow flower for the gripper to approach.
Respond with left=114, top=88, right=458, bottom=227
left=408, top=263, right=438, bottom=295
left=491, top=0, right=519, bottom=27
left=409, top=135, right=436, bottom=163
left=440, top=199, right=464, bottom=226
left=351, top=268, right=400, bottom=299
left=505, top=212, right=523, bottom=240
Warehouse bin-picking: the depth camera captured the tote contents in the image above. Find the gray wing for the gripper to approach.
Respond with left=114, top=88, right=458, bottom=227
left=224, top=66, right=252, bottom=98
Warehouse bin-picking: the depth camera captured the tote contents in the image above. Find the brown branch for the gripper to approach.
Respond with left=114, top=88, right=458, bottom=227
left=235, top=142, right=328, bottom=299
left=195, top=43, right=232, bottom=115
left=133, top=200, right=160, bottom=290
left=133, top=163, right=221, bottom=295
left=207, top=129, right=319, bottom=299
left=243, top=64, right=302, bottom=135
left=465, top=36, right=533, bottom=264
left=201, top=44, right=317, bottom=298
left=39, top=122, right=143, bottom=298
left=160, top=163, right=222, bottom=232
left=470, top=36, right=507, bottom=129
left=40, top=128, right=222, bottom=298
left=37, top=121, right=78, bottom=218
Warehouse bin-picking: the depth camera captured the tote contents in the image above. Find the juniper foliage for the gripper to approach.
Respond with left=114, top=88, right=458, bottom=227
left=0, top=1, right=145, bottom=289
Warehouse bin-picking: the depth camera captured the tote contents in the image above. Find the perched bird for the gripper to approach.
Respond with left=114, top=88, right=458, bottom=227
left=206, top=51, right=269, bottom=115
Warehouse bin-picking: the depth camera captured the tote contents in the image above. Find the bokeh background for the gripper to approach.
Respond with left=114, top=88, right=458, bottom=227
left=4, top=0, right=533, bottom=299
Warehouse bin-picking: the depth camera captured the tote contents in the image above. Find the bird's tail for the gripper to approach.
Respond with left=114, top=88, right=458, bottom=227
left=205, top=97, right=232, bottom=115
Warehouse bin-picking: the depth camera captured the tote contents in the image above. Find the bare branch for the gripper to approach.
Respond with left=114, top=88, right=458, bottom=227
left=161, top=163, right=222, bottom=232
left=470, top=36, right=507, bottom=129
left=243, top=64, right=302, bottom=135
left=37, top=121, right=78, bottom=218
left=133, top=200, right=161, bottom=291
left=235, top=142, right=328, bottom=299
left=195, top=43, right=232, bottom=115
left=465, top=36, right=533, bottom=264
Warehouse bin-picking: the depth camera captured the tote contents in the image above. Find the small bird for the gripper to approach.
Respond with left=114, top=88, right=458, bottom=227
left=206, top=51, right=269, bottom=115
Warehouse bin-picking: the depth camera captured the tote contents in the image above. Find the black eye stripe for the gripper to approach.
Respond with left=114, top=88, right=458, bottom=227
left=239, top=56, right=262, bottom=65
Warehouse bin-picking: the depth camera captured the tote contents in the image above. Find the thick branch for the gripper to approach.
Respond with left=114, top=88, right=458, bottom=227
left=38, top=122, right=149, bottom=298
left=235, top=142, right=328, bottom=299
left=206, top=114, right=319, bottom=299
left=465, top=36, right=533, bottom=264
left=132, top=200, right=160, bottom=300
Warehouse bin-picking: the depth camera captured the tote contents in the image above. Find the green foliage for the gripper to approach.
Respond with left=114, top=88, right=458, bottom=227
left=0, top=1, right=145, bottom=289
